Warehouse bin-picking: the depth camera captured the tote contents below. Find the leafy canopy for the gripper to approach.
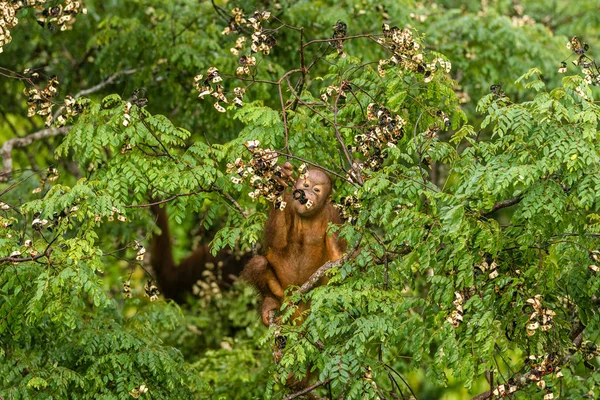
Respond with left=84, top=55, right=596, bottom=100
left=1, top=1, right=599, bottom=399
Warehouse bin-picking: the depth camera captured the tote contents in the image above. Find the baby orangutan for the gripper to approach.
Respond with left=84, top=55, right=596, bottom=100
left=242, top=162, right=346, bottom=325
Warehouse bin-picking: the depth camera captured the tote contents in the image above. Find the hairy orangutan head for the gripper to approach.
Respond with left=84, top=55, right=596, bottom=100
left=291, top=169, right=332, bottom=217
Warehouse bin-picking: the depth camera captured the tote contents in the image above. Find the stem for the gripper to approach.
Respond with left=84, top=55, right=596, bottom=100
left=283, top=379, right=332, bottom=400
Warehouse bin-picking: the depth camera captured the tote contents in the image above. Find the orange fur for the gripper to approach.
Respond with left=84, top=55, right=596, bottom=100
left=242, top=168, right=346, bottom=325
left=150, top=204, right=247, bottom=303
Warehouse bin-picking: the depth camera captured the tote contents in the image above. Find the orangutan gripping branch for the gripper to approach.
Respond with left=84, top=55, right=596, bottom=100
left=242, top=162, right=346, bottom=325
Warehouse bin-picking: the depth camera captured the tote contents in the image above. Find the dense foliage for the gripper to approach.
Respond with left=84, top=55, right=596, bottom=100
left=1, top=1, right=599, bottom=399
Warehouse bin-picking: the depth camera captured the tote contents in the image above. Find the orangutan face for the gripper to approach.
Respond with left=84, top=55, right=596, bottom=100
left=292, top=169, right=331, bottom=217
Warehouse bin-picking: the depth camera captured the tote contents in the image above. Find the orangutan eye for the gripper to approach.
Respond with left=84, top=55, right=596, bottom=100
left=303, top=182, right=309, bottom=188
left=314, top=188, right=320, bottom=193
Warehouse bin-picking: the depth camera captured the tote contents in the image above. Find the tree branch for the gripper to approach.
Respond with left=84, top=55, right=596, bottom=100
left=1, top=126, right=71, bottom=182
left=0, top=69, right=137, bottom=181
left=220, top=190, right=248, bottom=219
left=50, top=68, right=138, bottom=122
left=298, top=239, right=361, bottom=295
left=1, top=235, right=58, bottom=265
left=283, top=378, right=332, bottom=400
left=482, top=196, right=522, bottom=217
left=0, top=252, right=47, bottom=264
left=73, top=68, right=137, bottom=99
left=471, top=322, right=586, bottom=400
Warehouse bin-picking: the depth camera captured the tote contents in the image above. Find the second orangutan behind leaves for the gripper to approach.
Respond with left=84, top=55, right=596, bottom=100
left=242, top=162, right=346, bottom=325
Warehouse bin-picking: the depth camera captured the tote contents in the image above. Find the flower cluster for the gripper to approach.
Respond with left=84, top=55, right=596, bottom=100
left=518, top=353, right=564, bottom=399
left=46, top=167, right=59, bottom=182
left=333, top=194, right=361, bottom=224
left=330, top=20, right=347, bottom=56
left=222, top=7, right=274, bottom=63
left=120, top=90, right=147, bottom=130
left=249, top=24, right=276, bottom=56
left=226, top=140, right=294, bottom=209
left=1, top=216, right=17, bottom=236
left=475, top=256, right=498, bottom=279
left=320, top=80, right=352, bottom=103
left=24, top=73, right=83, bottom=127
left=491, top=356, right=557, bottom=398
left=129, top=384, right=148, bottom=399
left=0, top=1, right=18, bottom=53
left=131, top=87, right=148, bottom=107
left=31, top=217, right=50, bottom=230
left=55, top=95, right=82, bottom=126
left=349, top=103, right=406, bottom=171
left=144, top=280, right=159, bottom=302
left=122, top=101, right=132, bottom=126
left=195, top=8, right=275, bottom=111
left=489, top=83, right=506, bottom=98
left=446, top=291, right=464, bottom=328
left=560, top=37, right=600, bottom=87
left=29, top=167, right=59, bottom=194
left=236, top=54, right=256, bottom=76
left=106, top=206, right=127, bottom=222
left=580, top=340, right=600, bottom=364
left=525, top=295, right=555, bottom=336
left=229, top=36, right=246, bottom=56
left=133, top=240, right=146, bottom=261
left=568, top=36, right=589, bottom=55
left=223, top=8, right=274, bottom=53
left=25, top=75, right=59, bottom=126
left=122, top=280, right=132, bottom=298
left=35, top=0, right=87, bottom=32
left=376, top=24, right=450, bottom=81
left=588, top=250, right=600, bottom=273
left=194, top=67, right=246, bottom=112
left=421, top=110, right=451, bottom=140
left=192, top=261, right=224, bottom=307
left=1, top=1, right=86, bottom=53
left=222, top=7, right=245, bottom=35
left=9, top=239, right=39, bottom=259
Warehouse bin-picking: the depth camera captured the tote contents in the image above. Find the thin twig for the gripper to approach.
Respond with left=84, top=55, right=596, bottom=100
left=283, top=378, right=332, bottom=400
left=412, top=111, right=428, bottom=185
left=138, top=111, right=177, bottom=162
left=471, top=322, right=586, bottom=400
left=0, top=174, right=34, bottom=199
left=220, top=190, right=248, bottom=218
left=278, top=82, right=290, bottom=154
left=302, top=33, right=380, bottom=48
left=273, top=150, right=353, bottom=185
left=124, top=188, right=214, bottom=208
left=73, top=69, right=137, bottom=99
left=333, top=77, right=362, bottom=185
left=383, top=363, right=419, bottom=400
